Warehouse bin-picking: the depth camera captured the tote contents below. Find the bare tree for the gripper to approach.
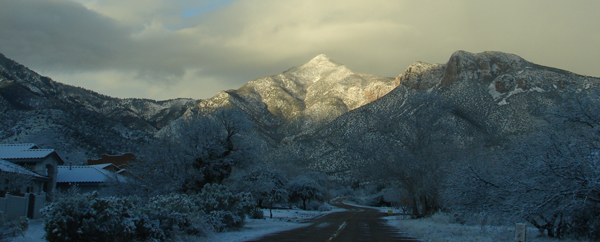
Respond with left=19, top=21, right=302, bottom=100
left=365, top=90, right=461, bottom=218
left=0, top=171, right=33, bottom=195
left=450, top=89, right=600, bottom=238
left=119, top=107, right=255, bottom=197
left=231, top=168, right=288, bottom=218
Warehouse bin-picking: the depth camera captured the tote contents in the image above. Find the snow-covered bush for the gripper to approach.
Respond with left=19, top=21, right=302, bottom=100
left=197, top=183, right=254, bottom=232
left=0, top=216, right=27, bottom=241
left=249, top=208, right=264, bottom=219
left=42, top=192, right=164, bottom=242
left=143, top=193, right=211, bottom=238
left=318, top=203, right=332, bottom=211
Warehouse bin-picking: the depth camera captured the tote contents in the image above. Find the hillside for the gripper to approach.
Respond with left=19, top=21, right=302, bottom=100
left=0, top=53, right=200, bottom=163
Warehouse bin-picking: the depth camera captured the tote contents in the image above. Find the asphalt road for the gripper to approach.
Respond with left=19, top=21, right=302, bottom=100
left=246, top=203, right=421, bottom=242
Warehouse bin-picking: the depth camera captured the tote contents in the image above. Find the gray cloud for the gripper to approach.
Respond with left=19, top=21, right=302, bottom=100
left=1, top=0, right=599, bottom=100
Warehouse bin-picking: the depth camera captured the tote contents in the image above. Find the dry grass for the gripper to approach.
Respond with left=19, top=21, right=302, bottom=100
left=385, top=213, right=586, bottom=242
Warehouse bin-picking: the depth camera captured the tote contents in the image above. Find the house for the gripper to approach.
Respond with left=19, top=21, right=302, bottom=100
left=56, top=164, right=128, bottom=194
left=0, top=143, right=64, bottom=196
left=0, top=159, right=50, bottom=219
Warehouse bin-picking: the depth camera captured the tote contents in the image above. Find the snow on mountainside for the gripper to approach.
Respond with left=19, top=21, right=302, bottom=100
left=188, top=54, right=397, bottom=139
left=3, top=50, right=599, bottom=173
left=0, top=53, right=200, bottom=163
left=265, top=51, right=600, bottom=179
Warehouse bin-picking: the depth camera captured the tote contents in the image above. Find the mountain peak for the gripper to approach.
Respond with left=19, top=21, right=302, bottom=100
left=301, top=54, right=343, bottom=69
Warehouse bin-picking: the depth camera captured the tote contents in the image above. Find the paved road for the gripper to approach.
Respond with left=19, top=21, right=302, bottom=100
left=246, top=203, right=421, bottom=242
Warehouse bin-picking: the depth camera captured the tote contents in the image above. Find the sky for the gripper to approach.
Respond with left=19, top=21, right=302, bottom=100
left=1, top=0, right=599, bottom=100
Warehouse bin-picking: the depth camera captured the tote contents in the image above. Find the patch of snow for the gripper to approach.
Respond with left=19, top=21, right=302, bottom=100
left=498, top=99, right=509, bottom=106
left=210, top=207, right=345, bottom=242
left=531, top=87, right=545, bottom=93
left=506, top=87, right=524, bottom=99
left=12, top=219, right=45, bottom=242
left=487, top=83, right=502, bottom=101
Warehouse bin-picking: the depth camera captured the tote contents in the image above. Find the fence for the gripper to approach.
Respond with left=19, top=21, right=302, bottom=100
left=0, top=193, right=46, bottom=220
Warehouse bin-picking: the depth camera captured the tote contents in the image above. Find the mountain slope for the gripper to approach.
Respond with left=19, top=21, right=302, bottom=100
left=0, top=53, right=200, bottom=162
left=265, top=51, right=600, bottom=179
left=187, top=54, right=398, bottom=141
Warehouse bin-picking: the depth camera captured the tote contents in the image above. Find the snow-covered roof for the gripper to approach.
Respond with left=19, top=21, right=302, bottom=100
left=0, top=159, right=46, bottom=179
left=0, top=143, right=64, bottom=164
left=56, top=165, right=125, bottom=183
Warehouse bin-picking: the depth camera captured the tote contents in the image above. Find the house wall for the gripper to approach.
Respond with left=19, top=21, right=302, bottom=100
left=33, top=156, right=59, bottom=194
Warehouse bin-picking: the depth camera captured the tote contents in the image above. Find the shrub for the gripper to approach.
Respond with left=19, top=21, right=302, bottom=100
left=197, top=183, right=255, bottom=231
left=318, top=203, right=332, bottom=212
left=143, top=193, right=211, bottom=238
left=42, top=193, right=164, bottom=242
left=249, top=208, right=264, bottom=219
left=0, top=216, right=27, bottom=241
left=42, top=185, right=256, bottom=241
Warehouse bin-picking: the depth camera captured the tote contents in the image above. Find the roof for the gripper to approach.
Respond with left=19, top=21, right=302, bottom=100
left=0, top=143, right=65, bottom=165
left=0, top=159, right=47, bottom=179
left=87, top=153, right=136, bottom=168
left=56, top=165, right=126, bottom=183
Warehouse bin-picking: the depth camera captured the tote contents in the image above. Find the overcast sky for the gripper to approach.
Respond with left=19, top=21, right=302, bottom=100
left=1, top=0, right=599, bottom=100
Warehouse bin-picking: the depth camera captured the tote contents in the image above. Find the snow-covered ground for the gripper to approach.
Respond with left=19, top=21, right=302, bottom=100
left=209, top=207, right=344, bottom=242
left=10, top=207, right=345, bottom=242
left=11, top=218, right=45, bottom=242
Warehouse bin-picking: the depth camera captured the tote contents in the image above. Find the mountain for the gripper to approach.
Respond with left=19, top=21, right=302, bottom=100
left=3, top=50, right=599, bottom=175
left=187, top=54, right=397, bottom=143
left=262, top=51, right=600, bottom=179
left=0, top=53, right=200, bottom=163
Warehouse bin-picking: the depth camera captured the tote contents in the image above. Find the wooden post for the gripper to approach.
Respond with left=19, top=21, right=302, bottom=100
left=515, top=223, right=527, bottom=242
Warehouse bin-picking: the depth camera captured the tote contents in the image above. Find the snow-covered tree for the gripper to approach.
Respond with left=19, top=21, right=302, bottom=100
left=288, top=176, right=324, bottom=210
left=0, top=171, right=33, bottom=195
left=120, top=107, right=255, bottom=196
left=365, top=91, right=460, bottom=218
left=448, top=89, right=600, bottom=238
left=232, top=168, right=288, bottom=218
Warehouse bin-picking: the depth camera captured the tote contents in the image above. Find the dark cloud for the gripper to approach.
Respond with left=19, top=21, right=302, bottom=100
left=0, top=0, right=599, bottom=100
left=0, top=0, right=133, bottom=71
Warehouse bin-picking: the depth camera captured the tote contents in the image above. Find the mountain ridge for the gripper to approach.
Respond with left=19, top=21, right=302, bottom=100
left=3, top=50, right=600, bottom=172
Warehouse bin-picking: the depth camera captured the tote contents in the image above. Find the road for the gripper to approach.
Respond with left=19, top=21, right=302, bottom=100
left=246, top=203, right=421, bottom=242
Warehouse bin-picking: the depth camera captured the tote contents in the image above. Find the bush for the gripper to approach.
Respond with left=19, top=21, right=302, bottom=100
left=318, top=203, right=332, bottom=212
left=197, top=183, right=255, bottom=232
left=42, top=185, right=256, bottom=241
left=249, top=208, right=264, bottom=219
left=143, top=193, right=211, bottom=238
left=42, top=193, right=164, bottom=242
left=0, top=216, right=27, bottom=241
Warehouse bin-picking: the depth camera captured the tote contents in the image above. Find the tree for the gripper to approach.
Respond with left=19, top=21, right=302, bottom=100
left=449, top=89, right=600, bottom=238
left=365, top=90, right=462, bottom=218
left=288, top=176, right=324, bottom=210
left=232, top=168, right=288, bottom=218
left=0, top=170, right=33, bottom=196
left=117, top=107, right=255, bottom=197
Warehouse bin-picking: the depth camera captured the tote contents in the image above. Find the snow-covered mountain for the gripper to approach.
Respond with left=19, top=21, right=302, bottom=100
left=0, top=53, right=200, bottom=162
left=3, top=50, right=599, bottom=175
left=187, top=54, right=397, bottom=142
left=265, top=51, right=600, bottom=179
